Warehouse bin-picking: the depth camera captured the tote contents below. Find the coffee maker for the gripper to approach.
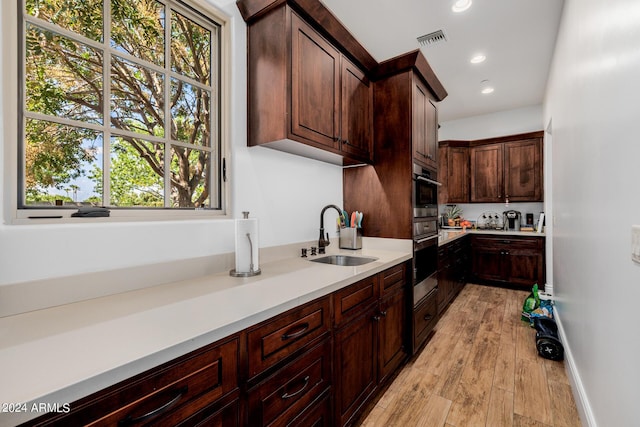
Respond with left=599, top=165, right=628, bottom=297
left=503, top=210, right=522, bottom=231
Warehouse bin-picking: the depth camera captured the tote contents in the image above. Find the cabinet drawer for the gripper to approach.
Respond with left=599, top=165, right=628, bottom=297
left=247, top=297, right=330, bottom=378
left=178, top=398, right=240, bottom=427
left=333, top=275, right=379, bottom=327
left=248, top=339, right=331, bottom=427
left=413, top=291, right=438, bottom=350
left=288, top=391, right=331, bottom=427
left=472, top=235, right=543, bottom=250
left=24, top=338, right=239, bottom=427
left=380, top=263, right=406, bottom=295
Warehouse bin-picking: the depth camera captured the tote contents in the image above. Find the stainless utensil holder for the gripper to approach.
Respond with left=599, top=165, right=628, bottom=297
left=339, top=228, right=362, bottom=250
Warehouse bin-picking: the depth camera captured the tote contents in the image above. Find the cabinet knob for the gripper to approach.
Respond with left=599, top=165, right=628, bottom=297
left=343, top=139, right=349, bottom=145
left=379, top=311, right=387, bottom=317
left=372, top=315, right=381, bottom=321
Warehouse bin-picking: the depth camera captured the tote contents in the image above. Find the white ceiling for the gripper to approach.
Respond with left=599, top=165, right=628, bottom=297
left=321, top=0, right=565, bottom=122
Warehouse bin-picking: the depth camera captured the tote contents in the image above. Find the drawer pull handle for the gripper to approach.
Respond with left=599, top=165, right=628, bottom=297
left=379, top=311, right=387, bottom=317
left=118, top=386, right=187, bottom=426
left=423, top=314, right=433, bottom=321
left=282, top=375, right=310, bottom=399
left=281, top=322, right=310, bottom=340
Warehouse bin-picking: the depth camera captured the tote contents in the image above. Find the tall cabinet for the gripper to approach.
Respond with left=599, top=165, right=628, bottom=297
left=343, top=50, right=447, bottom=239
left=343, top=51, right=447, bottom=356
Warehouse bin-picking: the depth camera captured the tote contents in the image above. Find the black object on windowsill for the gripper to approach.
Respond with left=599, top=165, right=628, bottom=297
left=71, top=206, right=110, bottom=217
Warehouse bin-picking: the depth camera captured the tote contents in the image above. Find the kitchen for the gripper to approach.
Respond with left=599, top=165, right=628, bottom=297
left=1, top=0, right=639, bottom=426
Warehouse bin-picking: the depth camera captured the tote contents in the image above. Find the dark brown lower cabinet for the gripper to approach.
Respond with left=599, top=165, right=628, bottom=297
left=247, top=338, right=331, bottom=426
left=288, top=391, right=332, bottom=427
left=334, top=308, right=378, bottom=427
left=20, top=263, right=410, bottom=427
left=332, top=263, right=410, bottom=427
left=21, top=337, right=240, bottom=427
left=471, top=235, right=545, bottom=290
left=437, top=236, right=471, bottom=315
left=180, top=397, right=241, bottom=427
left=413, top=290, right=439, bottom=351
left=378, top=288, right=406, bottom=383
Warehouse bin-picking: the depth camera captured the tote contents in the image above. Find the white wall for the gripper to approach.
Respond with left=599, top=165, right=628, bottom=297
left=0, top=0, right=343, bottom=286
left=544, top=0, right=640, bottom=425
left=438, top=104, right=544, bottom=141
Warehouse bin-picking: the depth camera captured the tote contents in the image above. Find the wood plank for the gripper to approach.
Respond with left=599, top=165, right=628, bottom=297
left=513, top=414, right=551, bottom=427
left=493, top=342, right=516, bottom=392
left=414, top=394, right=452, bottom=427
left=514, top=358, right=553, bottom=425
left=515, top=323, right=538, bottom=361
left=446, top=329, right=500, bottom=426
left=372, top=369, right=441, bottom=427
left=433, top=336, right=472, bottom=401
left=544, top=359, right=570, bottom=385
left=548, top=380, right=582, bottom=427
left=486, top=388, right=514, bottom=427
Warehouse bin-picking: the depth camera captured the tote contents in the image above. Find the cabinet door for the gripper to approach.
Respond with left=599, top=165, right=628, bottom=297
left=290, top=14, right=340, bottom=150
left=412, top=80, right=426, bottom=161
left=425, top=98, right=438, bottom=167
left=340, top=57, right=373, bottom=161
left=470, top=143, right=504, bottom=202
left=334, top=310, right=377, bottom=426
left=504, top=139, right=543, bottom=201
left=506, top=249, right=543, bottom=287
left=472, top=244, right=506, bottom=282
left=447, top=146, right=470, bottom=203
left=378, top=289, right=406, bottom=383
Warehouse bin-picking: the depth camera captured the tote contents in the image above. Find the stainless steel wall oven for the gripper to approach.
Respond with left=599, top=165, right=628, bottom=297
left=412, top=163, right=441, bottom=307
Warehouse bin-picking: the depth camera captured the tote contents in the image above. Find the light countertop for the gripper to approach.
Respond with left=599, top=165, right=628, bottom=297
left=0, top=238, right=411, bottom=426
left=439, top=228, right=546, bottom=246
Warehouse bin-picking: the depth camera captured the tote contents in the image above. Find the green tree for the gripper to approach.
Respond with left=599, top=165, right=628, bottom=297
left=24, top=0, right=214, bottom=207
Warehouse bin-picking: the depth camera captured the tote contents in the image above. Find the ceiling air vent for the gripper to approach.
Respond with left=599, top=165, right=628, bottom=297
left=417, top=30, right=447, bottom=47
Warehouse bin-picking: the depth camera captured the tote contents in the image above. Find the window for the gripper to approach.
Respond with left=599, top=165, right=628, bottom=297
left=19, top=0, right=227, bottom=215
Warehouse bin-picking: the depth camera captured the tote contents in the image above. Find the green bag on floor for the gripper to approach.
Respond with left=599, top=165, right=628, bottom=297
left=521, top=283, right=540, bottom=323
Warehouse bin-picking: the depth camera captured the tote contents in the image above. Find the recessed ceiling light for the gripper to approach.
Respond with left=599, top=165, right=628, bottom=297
left=452, top=0, right=472, bottom=13
left=480, top=79, right=494, bottom=94
left=470, top=54, right=486, bottom=64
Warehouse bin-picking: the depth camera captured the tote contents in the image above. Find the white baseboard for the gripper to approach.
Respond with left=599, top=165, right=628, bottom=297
left=554, top=310, right=598, bottom=427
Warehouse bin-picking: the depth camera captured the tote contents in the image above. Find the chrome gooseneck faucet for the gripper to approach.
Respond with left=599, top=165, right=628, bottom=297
left=318, top=204, right=343, bottom=254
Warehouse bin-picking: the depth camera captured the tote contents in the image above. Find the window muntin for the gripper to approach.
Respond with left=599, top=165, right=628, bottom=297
left=20, top=0, right=222, bottom=211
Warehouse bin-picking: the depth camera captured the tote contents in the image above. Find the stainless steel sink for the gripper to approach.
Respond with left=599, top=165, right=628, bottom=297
left=309, top=255, right=378, bottom=266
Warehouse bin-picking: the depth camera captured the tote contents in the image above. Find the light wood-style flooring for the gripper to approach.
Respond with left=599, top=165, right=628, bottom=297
left=358, top=284, right=582, bottom=427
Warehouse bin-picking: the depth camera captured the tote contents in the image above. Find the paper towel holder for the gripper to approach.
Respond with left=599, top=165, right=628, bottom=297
left=230, top=212, right=262, bottom=277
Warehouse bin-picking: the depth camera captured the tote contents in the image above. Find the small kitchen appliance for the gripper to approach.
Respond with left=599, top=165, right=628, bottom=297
left=503, top=210, right=522, bottom=231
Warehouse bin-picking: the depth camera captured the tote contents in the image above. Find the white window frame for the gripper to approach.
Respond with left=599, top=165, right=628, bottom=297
left=4, top=0, right=230, bottom=224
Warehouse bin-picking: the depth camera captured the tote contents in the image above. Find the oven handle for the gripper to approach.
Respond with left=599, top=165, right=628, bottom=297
left=415, top=235, right=438, bottom=244
left=415, top=176, right=443, bottom=186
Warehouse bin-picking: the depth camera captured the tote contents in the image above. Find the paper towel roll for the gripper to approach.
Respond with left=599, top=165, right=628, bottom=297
left=234, top=215, right=259, bottom=274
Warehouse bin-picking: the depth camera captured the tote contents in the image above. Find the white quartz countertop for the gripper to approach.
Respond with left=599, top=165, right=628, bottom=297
left=439, top=228, right=546, bottom=246
left=0, top=238, right=411, bottom=426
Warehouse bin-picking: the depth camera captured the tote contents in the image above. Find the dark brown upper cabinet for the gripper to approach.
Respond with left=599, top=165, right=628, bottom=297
left=238, top=0, right=374, bottom=165
left=412, top=79, right=438, bottom=169
left=438, top=143, right=470, bottom=203
left=439, top=131, right=543, bottom=204
left=343, top=50, right=447, bottom=240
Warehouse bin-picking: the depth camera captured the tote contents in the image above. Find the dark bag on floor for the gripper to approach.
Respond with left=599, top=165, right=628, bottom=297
left=533, top=317, right=564, bottom=361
